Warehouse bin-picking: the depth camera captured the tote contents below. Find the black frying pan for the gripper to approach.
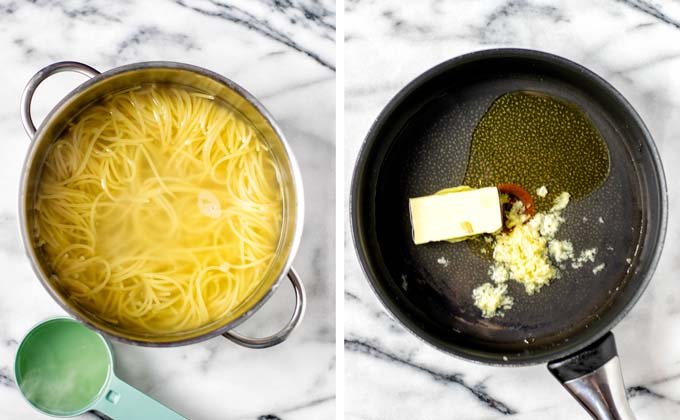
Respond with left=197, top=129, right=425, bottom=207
left=350, top=49, right=667, bottom=418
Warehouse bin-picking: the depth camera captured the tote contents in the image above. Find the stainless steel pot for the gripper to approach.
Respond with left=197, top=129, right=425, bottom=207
left=19, top=61, right=306, bottom=348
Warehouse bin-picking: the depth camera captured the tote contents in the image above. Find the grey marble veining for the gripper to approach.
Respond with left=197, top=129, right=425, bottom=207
left=345, top=1, right=680, bottom=419
left=0, top=1, right=335, bottom=419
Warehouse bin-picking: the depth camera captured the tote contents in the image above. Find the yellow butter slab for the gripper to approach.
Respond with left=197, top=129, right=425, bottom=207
left=409, top=186, right=502, bottom=245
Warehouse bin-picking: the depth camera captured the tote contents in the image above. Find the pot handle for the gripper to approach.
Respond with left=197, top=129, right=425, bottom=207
left=548, top=332, right=635, bottom=420
left=21, top=61, right=101, bottom=137
left=223, top=267, right=306, bottom=349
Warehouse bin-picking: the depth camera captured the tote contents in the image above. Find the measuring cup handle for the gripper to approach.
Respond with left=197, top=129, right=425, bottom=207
left=223, top=267, right=306, bottom=349
left=20, top=61, right=100, bottom=138
left=92, top=374, right=187, bottom=420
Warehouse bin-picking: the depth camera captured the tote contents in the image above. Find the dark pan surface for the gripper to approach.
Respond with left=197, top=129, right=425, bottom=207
left=351, top=49, right=667, bottom=365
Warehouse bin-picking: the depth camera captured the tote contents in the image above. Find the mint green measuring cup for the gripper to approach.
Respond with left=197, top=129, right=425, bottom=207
left=15, top=318, right=187, bottom=419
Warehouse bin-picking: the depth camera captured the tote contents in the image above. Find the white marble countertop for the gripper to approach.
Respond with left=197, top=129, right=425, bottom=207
left=0, top=1, right=335, bottom=419
left=345, top=1, right=680, bottom=419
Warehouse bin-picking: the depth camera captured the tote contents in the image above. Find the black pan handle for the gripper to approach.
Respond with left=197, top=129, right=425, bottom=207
left=547, top=332, right=635, bottom=420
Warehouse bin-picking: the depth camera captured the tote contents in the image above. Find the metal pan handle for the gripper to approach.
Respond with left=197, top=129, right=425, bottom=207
left=548, top=332, right=635, bottom=420
left=223, top=267, right=306, bottom=349
left=21, top=61, right=101, bottom=138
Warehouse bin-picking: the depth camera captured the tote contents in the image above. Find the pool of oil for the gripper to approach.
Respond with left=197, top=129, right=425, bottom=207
left=463, top=91, right=610, bottom=212
left=460, top=91, right=612, bottom=257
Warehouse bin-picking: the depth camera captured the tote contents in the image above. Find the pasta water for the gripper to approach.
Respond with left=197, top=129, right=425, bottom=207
left=33, top=85, right=284, bottom=334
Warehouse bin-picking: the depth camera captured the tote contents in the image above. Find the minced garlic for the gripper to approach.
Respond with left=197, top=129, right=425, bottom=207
left=534, top=211, right=565, bottom=238
left=592, top=263, right=605, bottom=274
left=548, top=239, right=574, bottom=263
left=471, top=189, right=603, bottom=318
left=489, top=264, right=509, bottom=283
left=536, top=185, right=548, bottom=198
left=571, top=248, right=597, bottom=269
left=505, top=201, right=529, bottom=229
left=492, top=220, right=556, bottom=295
left=472, top=194, right=570, bottom=317
left=551, top=192, right=570, bottom=212
left=472, top=283, right=514, bottom=318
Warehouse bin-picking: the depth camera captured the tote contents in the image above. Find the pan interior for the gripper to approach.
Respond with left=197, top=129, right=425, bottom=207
left=354, top=53, right=664, bottom=363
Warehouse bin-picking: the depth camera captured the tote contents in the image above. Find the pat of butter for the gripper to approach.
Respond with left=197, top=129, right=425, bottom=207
left=409, top=186, right=502, bottom=245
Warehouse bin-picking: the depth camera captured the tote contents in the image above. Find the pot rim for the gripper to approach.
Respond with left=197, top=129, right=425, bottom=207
left=19, top=61, right=305, bottom=346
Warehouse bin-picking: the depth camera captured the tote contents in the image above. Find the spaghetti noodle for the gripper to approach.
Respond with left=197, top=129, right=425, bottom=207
left=33, top=85, right=283, bottom=334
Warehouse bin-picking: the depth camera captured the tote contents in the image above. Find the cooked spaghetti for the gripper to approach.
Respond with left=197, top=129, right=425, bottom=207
left=33, top=85, right=283, bottom=334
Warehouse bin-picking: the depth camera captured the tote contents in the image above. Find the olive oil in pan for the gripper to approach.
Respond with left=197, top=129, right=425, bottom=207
left=463, top=91, right=610, bottom=212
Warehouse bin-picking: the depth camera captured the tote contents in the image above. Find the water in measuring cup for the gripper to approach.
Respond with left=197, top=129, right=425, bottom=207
left=15, top=319, right=110, bottom=415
